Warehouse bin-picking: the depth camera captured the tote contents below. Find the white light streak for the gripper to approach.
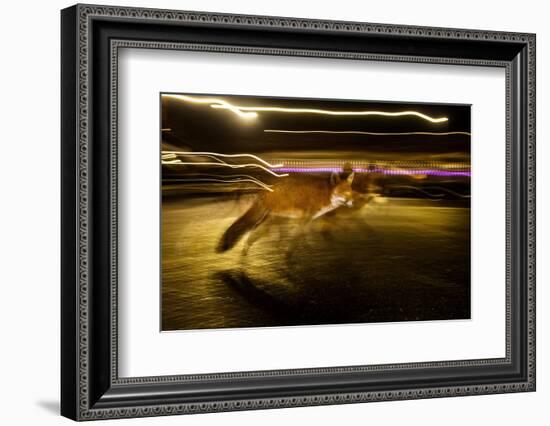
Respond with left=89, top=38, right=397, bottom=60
left=212, top=105, right=448, bottom=123
left=162, top=94, right=257, bottom=119
left=162, top=93, right=449, bottom=123
left=264, top=130, right=470, bottom=136
left=167, top=178, right=274, bottom=191
left=162, top=151, right=283, bottom=168
left=162, top=161, right=288, bottom=178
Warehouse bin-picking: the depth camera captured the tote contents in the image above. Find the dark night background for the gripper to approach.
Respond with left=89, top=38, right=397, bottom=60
left=161, top=93, right=470, bottom=160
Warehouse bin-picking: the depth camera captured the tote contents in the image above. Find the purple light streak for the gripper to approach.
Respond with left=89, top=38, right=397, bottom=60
left=273, top=167, right=471, bottom=177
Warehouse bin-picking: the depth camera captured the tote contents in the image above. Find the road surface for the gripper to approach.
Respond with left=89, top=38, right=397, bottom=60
left=161, top=194, right=470, bottom=331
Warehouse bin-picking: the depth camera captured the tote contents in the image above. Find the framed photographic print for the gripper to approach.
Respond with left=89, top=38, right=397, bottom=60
left=61, top=4, right=536, bottom=421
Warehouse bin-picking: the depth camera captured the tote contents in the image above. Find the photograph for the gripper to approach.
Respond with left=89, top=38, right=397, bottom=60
left=160, top=93, right=472, bottom=331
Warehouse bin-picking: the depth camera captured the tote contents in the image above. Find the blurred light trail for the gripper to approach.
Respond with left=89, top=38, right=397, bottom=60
left=196, top=173, right=277, bottom=186
left=273, top=167, right=470, bottom=177
left=163, top=93, right=449, bottom=122
left=389, top=185, right=471, bottom=199
left=162, top=94, right=258, bottom=119
left=164, top=161, right=289, bottom=178
left=273, top=159, right=470, bottom=170
left=264, top=130, right=470, bottom=136
left=163, top=151, right=283, bottom=168
left=211, top=105, right=448, bottom=123
left=165, top=177, right=274, bottom=191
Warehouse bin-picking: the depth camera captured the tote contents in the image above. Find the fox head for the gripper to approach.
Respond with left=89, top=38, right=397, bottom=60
left=330, top=171, right=355, bottom=207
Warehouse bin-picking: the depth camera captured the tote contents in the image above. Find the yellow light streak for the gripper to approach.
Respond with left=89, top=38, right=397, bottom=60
left=162, top=151, right=283, bottom=168
left=162, top=94, right=257, bottom=119
left=270, top=159, right=469, bottom=170
left=264, top=130, right=470, bottom=136
left=161, top=161, right=288, bottom=178
left=162, top=93, right=448, bottom=123
left=167, top=177, right=274, bottom=191
left=200, top=173, right=276, bottom=190
left=212, top=105, right=448, bottom=123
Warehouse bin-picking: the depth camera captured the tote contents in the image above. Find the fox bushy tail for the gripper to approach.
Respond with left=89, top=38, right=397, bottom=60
left=216, top=202, right=268, bottom=253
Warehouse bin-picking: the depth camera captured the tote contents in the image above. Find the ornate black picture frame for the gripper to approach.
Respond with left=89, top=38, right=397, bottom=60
left=61, top=4, right=536, bottom=421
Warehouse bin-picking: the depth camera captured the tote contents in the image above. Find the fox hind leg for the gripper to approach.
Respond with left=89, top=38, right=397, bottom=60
left=241, top=211, right=270, bottom=256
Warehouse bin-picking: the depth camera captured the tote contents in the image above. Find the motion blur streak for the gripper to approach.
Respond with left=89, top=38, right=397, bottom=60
left=162, top=94, right=258, bottom=119
left=264, top=130, right=470, bottom=136
left=163, top=151, right=284, bottom=168
left=273, top=167, right=471, bottom=177
left=211, top=105, right=448, bottom=123
left=163, top=161, right=289, bottom=178
left=164, top=177, right=274, bottom=191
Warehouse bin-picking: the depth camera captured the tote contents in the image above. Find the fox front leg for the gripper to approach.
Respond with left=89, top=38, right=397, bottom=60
left=318, top=219, right=336, bottom=241
left=285, top=219, right=314, bottom=263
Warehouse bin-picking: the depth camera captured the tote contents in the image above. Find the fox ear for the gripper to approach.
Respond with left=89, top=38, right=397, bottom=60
left=347, top=172, right=355, bottom=184
left=330, top=171, right=341, bottom=186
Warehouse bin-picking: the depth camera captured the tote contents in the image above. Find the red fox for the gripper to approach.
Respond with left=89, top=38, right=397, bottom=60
left=216, top=171, right=356, bottom=254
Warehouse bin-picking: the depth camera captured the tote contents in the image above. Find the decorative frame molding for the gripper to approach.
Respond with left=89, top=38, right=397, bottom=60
left=61, top=4, right=535, bottom=421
